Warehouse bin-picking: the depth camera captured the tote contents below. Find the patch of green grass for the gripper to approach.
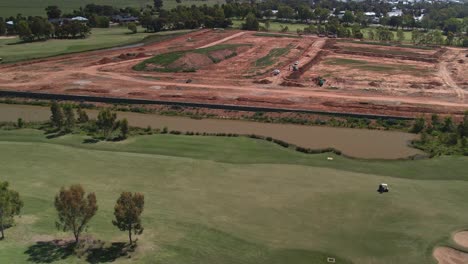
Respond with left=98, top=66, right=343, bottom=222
left=254, top=45, right=292, bottom=67
left=0, top=129, right=467, bottom=264
left=325, top=58, right=425, bottom=74
left=0, top=27, right=192, bottom=63
left=254, top=32, right=301, bottom=38
left=325, top=58, right=368, bottom=65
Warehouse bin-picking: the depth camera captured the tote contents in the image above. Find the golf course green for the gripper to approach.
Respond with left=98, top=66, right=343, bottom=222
left=0, top=129, right=467, bottom=263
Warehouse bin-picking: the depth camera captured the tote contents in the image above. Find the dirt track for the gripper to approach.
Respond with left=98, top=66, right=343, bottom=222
left=0, top=30, right=466, bottom=117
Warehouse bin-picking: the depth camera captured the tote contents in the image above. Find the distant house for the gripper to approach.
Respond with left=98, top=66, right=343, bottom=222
left=71, top=16, right=88, bottom=22
left=387, top=8, right=403, bottom=17
left=49, top=17, right=88, bottom=25
left=337, top=11, right=346, bottom=20
left=364, top=12, right=380, bottom=24
left=111, top=15, right=138, bottom=23
left=414, top=14, right=424, bottom=22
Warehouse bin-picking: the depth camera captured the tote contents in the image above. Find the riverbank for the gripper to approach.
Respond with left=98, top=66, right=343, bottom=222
left=0, top=103, right=422, bottom=159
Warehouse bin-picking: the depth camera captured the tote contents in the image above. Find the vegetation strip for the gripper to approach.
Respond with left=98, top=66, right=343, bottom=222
left=0, top=91, right=414, bottom=121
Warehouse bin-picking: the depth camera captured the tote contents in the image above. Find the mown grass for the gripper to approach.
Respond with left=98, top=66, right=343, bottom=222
left=0, top=27, right=192, bottom=63
left=254, top=45, right=292, bottom=67
left=0, top=0, right=225, bottom=17
left=134, top=44, right=248, bottom=72
left=0, top=129, right=467, bottom=264
left=324, top=58, right=426, bottom=74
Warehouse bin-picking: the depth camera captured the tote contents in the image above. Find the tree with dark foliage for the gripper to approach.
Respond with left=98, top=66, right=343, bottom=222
left=0, top=182, right=23, bottom=240
left=112, top=192, right=144, bottom=244
left=54, top=185, right=97, bottom=244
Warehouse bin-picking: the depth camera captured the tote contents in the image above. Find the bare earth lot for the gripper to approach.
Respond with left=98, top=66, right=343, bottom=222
left=0, top=29, right=467, bottom=118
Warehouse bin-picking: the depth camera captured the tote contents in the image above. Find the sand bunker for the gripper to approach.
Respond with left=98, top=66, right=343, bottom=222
left=434, top=231, right=468, bottom=264
left=434, top=247, right=468, bottom=264
left=454, top=231, right=468, bottom=248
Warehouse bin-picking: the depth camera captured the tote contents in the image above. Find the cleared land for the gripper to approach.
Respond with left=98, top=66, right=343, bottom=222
left=0, top=29, right=466, bottom=118
left=0, top=129, right=467, bottom=263
left=0, top=27, right=192, bottom=63
left=0, top=0, right=224, bottom=17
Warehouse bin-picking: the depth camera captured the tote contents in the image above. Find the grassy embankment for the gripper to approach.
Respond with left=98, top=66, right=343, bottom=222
left=133, top=44, right=248, bottom=72
left=0, top=27, right=192, bottom=63
left=0, top=129, right=467, bottom=263
left=254, top=44, right=292, bottom=68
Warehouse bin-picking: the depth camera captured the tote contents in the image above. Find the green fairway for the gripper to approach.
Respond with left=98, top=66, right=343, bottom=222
left=0, top=129, right=467, bottom=263
left=0, top=0, right=225, bottom=17
left=0, top=27, right=191, bottom=63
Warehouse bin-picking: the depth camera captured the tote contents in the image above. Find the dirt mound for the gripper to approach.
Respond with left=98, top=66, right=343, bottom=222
left=169, top=53, right=214, bottom=71
left=433, top=247, right=468, bottom=264
left=66, top=88, right=109, bottom=94
left=254, top=79, right=272, bottom=84
left=118, top=53, right=130, bottom=60
left=281, top=81, right=305, bottom=87
left=128, top=91, right=148, bottom=96
left=454, top=231, right=468, bottom=248
left=209, top=49, right=235, bottom=61
left=236, top=96, right=294, bottom=105
left=136, top=53, right=148, bottom=58
left=97, top=57, right=114, bottom=65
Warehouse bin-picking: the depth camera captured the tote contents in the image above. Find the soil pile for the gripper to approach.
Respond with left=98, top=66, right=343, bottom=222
left=168, top=49, right=237, bottom=71
left=169, top=53, right=214, bottom=71
left=209, top=49, right=235, bottom=61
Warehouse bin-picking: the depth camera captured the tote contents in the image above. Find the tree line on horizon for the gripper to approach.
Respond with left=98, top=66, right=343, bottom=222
left=0, top=0, right=466, bottom=46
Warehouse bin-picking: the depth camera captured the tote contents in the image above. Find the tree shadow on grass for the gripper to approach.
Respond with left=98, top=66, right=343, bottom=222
left=24, top=240, right=74, bottom=263
left=83, top=138, right=100, bottom=144
left=86, top=242, right=131, bottom=263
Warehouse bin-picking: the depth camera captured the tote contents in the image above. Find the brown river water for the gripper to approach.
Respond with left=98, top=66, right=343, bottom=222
left=0, top=104, right=423, bottom=159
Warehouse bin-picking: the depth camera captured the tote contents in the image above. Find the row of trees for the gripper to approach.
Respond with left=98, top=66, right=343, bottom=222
left=0, top=182, right=144, bottom=245
left=141, top=5, right=232, bottom=32
left=6, top=16, right=91, bottom=41
left=56, top=185, right=144, bottom=245
left=412, top=112, right=468, bottom=156
left=50, top=102, right=129, bottom=140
